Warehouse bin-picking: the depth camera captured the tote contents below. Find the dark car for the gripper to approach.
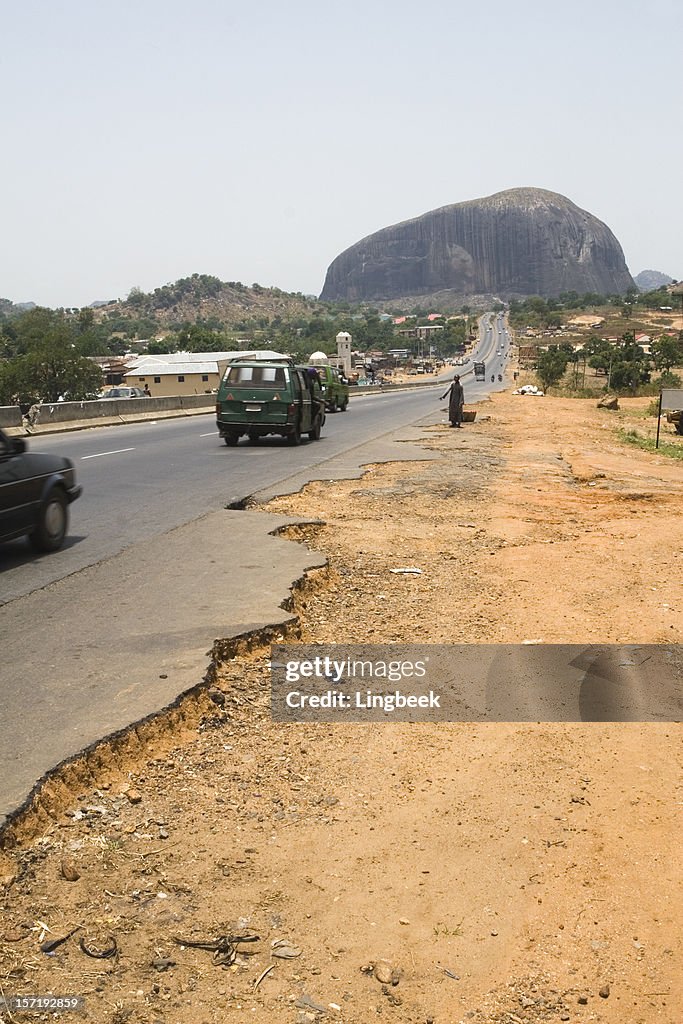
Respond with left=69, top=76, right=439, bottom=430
left=0, top=427, right=82, bottom=552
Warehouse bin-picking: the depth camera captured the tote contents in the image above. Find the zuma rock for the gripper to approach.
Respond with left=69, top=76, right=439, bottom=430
left=320, top=187, right=635, bottom=303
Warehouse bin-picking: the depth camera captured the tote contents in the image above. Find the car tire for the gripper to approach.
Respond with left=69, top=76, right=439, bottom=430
left=30, top=488, right=68, bottom=553
left=288, top=420, right=302, bottom=446
left=328, top=398, right=338, bottom=413
left=224, top=433, right=239, bottom=446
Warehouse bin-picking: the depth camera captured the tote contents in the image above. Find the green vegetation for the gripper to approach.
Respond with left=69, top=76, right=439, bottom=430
left=536, top=345, right=572, bottom=389
left=515, top=284, right=683, bottom=398
left=509, top=286, right=683, bottom=339
left=618, top=429, right=683, bottom=460
left=124, top=273, right=314, bottom=318
left=0, top=308, right=104, bottom=404
left=3, top=272, right=680, bottom=407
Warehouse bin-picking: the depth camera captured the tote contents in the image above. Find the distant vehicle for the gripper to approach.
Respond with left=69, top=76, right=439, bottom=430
left=100, top=387, right=146, bottom=399
left=216, top=358, right=325, bottom=445
left=0, top=427, right=82, bottom=552
left=474, top=361, right=486, bottom=381
left=308, top=365, right=349, bottom=412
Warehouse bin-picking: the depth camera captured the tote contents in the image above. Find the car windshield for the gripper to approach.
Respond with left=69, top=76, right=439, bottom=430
left=224, top=366, right=288, bottom=389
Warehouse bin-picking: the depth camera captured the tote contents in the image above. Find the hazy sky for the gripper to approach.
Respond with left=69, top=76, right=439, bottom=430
left=2, top=0, right=681, bottom=308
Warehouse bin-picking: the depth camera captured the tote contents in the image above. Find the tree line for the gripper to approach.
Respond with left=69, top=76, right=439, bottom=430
left=535, top=332, right=683, bottom=392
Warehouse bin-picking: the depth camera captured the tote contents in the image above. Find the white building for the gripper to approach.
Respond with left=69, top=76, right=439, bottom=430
left=336, top=332, right=352, bottom=377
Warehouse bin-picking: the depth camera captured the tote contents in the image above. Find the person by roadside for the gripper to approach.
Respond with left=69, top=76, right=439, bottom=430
left=440, top=373, right=464, bottom=427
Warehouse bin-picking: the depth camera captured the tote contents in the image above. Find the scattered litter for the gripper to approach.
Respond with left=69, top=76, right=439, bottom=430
left=40, top=926, right=81, bottom=954
left=79, top=934, right=118, bottom=959
left=174, top=932, right=260, bottom=967
left=84, top=804, right=108, bottom=815
left=513, top=385, right=544, bottom=396
left=440, top=966, right=460, bottom=980
left=254, top=964, right=275, bottom=989
left=390, top=567, right=423, bottom=575
left=522, top=639, right=544, bottom=645
left=271, top=938, right=302, bottom=959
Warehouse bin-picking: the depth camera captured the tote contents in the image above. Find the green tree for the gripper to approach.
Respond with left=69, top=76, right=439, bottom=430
left=651, top=335, right=683, bottom=372
left=0, top=349, right=103, bottom=404
left=0, top=307, right=104, bottom=403
left=127, top=287, right=147, bottom=308
left=583, top=335, right=614, bottom=374
left=77, top=307, right=95, bottom=332
left=607, top=332, right=652, bottom=392
left=176, top=323, right=228, bottom=352
left=536, top=346, right=569, bottom=389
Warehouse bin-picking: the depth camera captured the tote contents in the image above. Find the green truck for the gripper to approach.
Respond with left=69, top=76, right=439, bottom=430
left=309, top=364, right=350, bottom=412
left=216, top=358, right=325, bottom=446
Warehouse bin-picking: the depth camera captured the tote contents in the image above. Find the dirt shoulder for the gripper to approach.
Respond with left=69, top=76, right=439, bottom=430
left=1, top=392, right=681, bottom=1024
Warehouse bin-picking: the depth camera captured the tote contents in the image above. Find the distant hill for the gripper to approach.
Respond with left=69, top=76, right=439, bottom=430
left=321, top=187, right=635, bottom=303
left=0, top=298, right=36, bottom=319
left=634, top=270, right=674, bottom=291
left=0, top=297, right=35, bottom=320
left=96, top=274, right=318, bottom=328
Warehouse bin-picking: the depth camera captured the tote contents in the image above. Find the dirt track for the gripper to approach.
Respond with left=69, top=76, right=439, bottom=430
left=1, top=391, right=681, bottom=1024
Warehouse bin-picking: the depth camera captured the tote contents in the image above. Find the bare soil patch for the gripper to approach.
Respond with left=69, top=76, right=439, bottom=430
left=1, top=392, right=681, bottom=1024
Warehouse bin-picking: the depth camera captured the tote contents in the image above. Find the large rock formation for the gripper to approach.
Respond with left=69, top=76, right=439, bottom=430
left=320, top=188, right=635, bottom=303
left=634, top=269, right=673, bottom=291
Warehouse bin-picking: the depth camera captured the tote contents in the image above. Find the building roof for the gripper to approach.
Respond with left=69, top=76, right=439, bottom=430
left=127, top=350, right=289, bottom=377
left=125, top=361, right=220, bottom=377
left=127, top=350, right=240, bottom=369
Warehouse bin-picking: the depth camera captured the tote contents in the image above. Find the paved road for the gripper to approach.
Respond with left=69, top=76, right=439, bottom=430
left=0, top=384, right=442, bottom=604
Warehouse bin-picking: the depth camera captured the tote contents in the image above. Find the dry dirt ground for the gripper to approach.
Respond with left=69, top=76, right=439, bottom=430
left=1, top=391, right=682, bottom=1024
